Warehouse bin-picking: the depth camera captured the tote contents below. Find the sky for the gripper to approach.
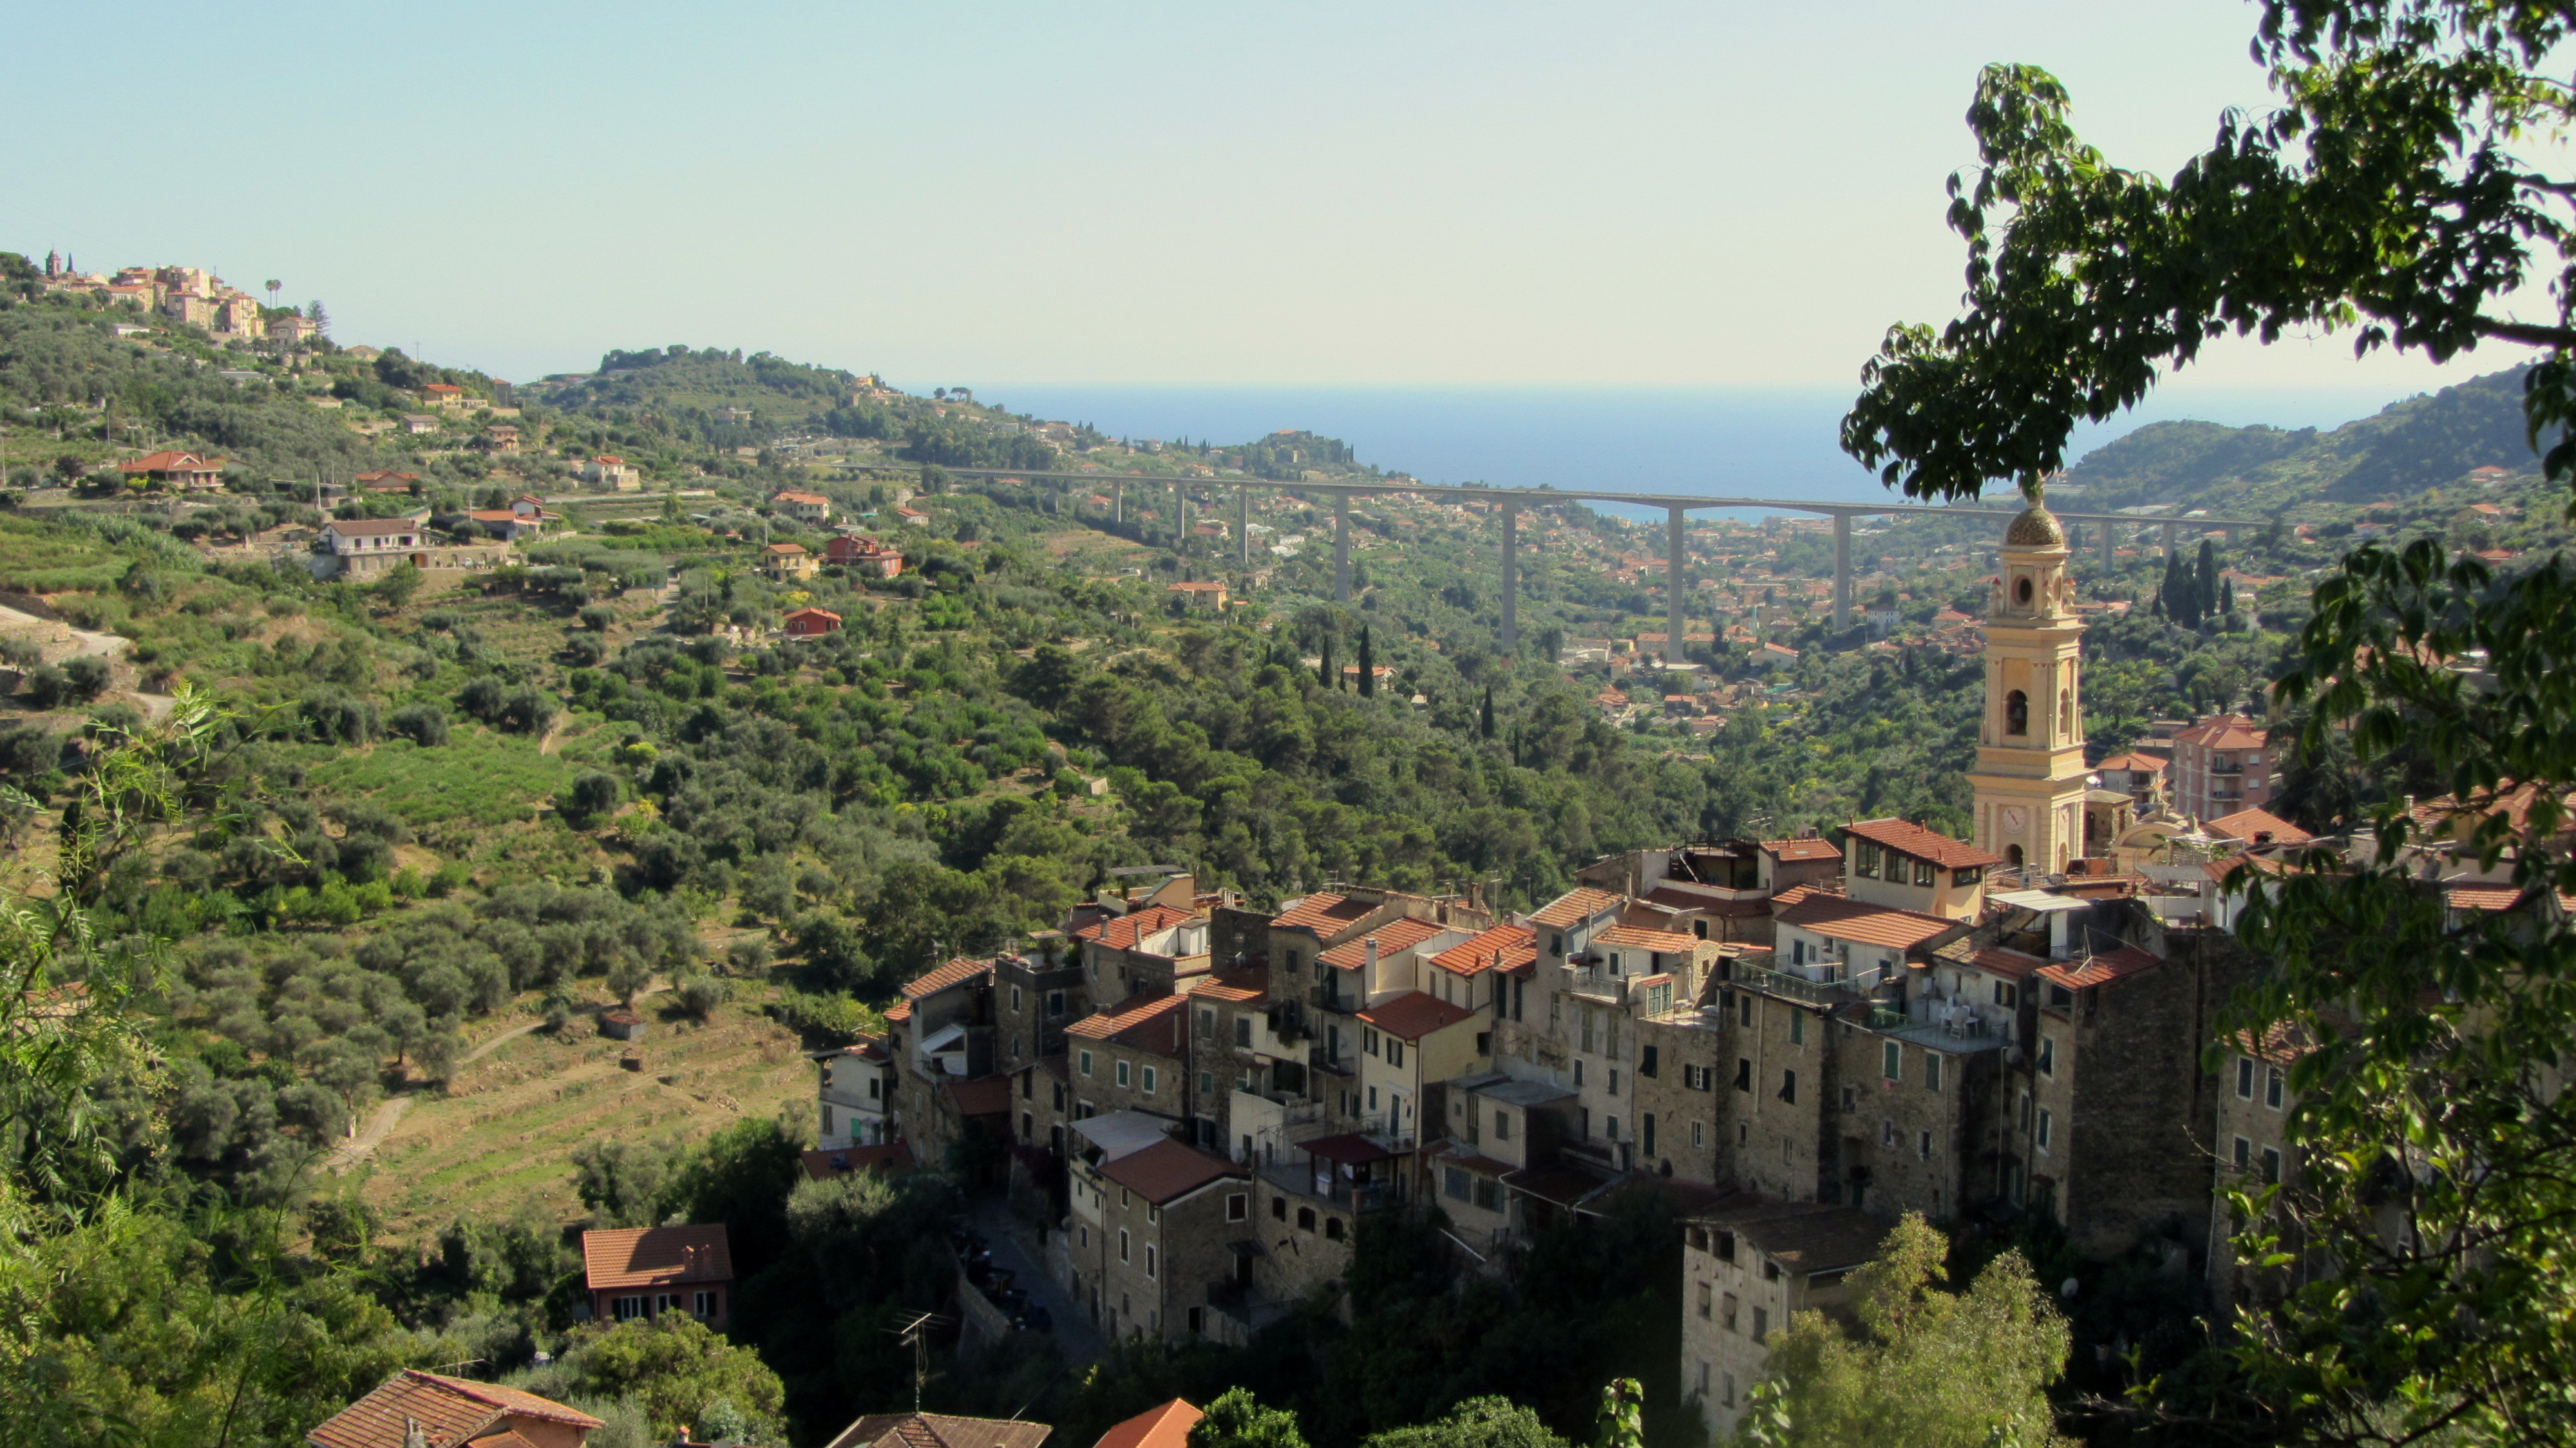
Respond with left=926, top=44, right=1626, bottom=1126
left=5, top=0, right=2544, bottom=406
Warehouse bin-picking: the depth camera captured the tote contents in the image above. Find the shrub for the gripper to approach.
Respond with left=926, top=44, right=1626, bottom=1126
left=578, top=604, right=616, bottom=632
left=20, top=665, right=68, bottom=709
left=62, top=654, right=111, bottom=700
left=672, top=973, right=731, bottom=1018
left=300, top=688, right=378, bottom=745
left=387, top=703, right=450, bottom=747
left=559, top=770, right=620, bottom=826
left=564, top=633, right=606, bottom=667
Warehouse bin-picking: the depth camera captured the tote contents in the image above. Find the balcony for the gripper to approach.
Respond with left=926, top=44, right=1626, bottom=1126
left=1732, top=963, right=1873, bottom=1007
left=1866, top=1003, right=2008, bottom=1053
left=1563, top=967, right=1630, bottom=1004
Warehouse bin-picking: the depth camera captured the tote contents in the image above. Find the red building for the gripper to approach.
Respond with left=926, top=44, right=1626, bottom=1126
left=826, top=534, right=905, bottom=578
left=581, top=1224, right=734, bottom=1328
left=784, top=606, right=843, bottom=636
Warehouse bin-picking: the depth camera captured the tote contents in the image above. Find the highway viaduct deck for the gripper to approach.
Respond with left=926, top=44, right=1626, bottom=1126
left=918, top=466, right=2267, bottom=658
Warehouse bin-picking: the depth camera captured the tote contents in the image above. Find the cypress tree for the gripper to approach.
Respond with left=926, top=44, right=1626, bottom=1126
left=1480, top=687, right=1496, bottom=740
left=2221, top=577, right=2236, bottom=617
left=1320, top=636, right=1334, bottom=689
left=2197, top=539, right=2221, bottom=620
left=1357, top=626, right=1375, bottom=698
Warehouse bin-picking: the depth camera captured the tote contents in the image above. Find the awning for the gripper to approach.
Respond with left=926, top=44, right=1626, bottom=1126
left=1298, top=1132, right=1399, bottom=1165
left=1987, top=890, right=2092, bottom=913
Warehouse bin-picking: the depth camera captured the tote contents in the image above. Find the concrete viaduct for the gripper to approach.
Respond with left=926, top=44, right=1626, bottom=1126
left=922, top=466, right=2267, bottom=656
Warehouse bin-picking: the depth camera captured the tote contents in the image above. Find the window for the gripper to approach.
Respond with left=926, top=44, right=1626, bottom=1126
left=1881, top=1118, right=1897, bottom=1148
left=1856, top=841, right=1881, bottom=878
left=1116, top=1060, right=1132, bottom=1088
left=1197, top=1008, right=1215, bottom=1040
left=2018, top=1091, right=2031, bottom=1132
left=1641, top=1045, right=1660, bottom=1078
left=694, top=1290, right=717, bottom=1319
left=1145, top=1244, right=1157, bottom=1280
left=1079, top=1050, right=1094, bottom=1077
left=1956, top=866, right=1984, bottom=888
left=2235, top=1057, right=2255, bottom=1099
left=1121, top=1187, right=1130, bottom=1208
left=1752, top=1306, right=1770, bottom=1343
left=1993, top=980, right=2016, bottom=1007
left=1738, top=1121, right=1748, bottom=1148
left=1841, top=1084, right=1859, bottom=1114
left=1550, top=933, right=1564, bottom=956
left=1882, top=1040, right=1901, bottom=1081
left=1473, top=1177, right=1501, bottom=1211
left=1477, top=1031, right=1492, bottom=1056
left=1735, top=1058, right=1752, bottom=1092
left=1326, top=1217, right=1345, bottom=1242
left=1917, top=1129, right=1932, bottom=1159
left=1739, top=995, right=1753, bottom=1027
left=1388, top=1038, right=1405, bottom=1068
left=1198, top=1070, right=1214, bottom=1096
left=1789, top=1011, right=1804, bottom=1046
left=1686, top=1063, right=1712, bottom=1091
left=2037, top=1108, right=2054, bottom=1152
left=1724, top=1373, right=1737, bottom=1409
left=1781, top=1135, right=1793, bottom=1166
left=1696, top=1282, right=1712, bottom=1319
left=1228, top=1192, right=1248, bottom=1221
left=1119, top=1229, right=1130, bottom=1263
left=1235, top=1016, right=1252, bottom=1047
left=1792, top=938, right=1806, bottom=967
left=1368, top=1085, right=1379, bottom=1111
left=1494, top=1110, right=1511, bottom=1140
left=1696, top=1360, right=1710, bottom=1400
left=1575, top=1059, right=1586, bottom=1089
left=1446, top=1167, right=1472, bottom=1202
left=2266, top=1066, right=2286, bottom=1110
left=1643, top=1113, right=1657, bottom=1157
left=1779, top=1069, right=1796, bottom=1104
left=1365, top=1027, right=1379, bottom=1057
left=2038, top=1036, right=2056, bottom=1077
left=1272, top=1196, right=1287, bottom=1221
left=1692, top=1120, right=1705, bottom=1148
left=1189, top=1307, right=1205, bottom=1336
left=1011, top=986, right=1023, bottom=1011
left=2005, top=689, right=2029, bottom=735
left=1722, top=1291, right=1739, bottom=1331
left=1048, top=990, right=1065, bottom=1016
left=1647, top=982, right=1672, bottom=1015
left=2261, top=1147, right=2282, bottom=1185
left=1924, top=1054, right=1942, bottom=1092
left=613, top=1295, right=645, bottom=1321
left=1609, top=1067, right=1621, bottom=1096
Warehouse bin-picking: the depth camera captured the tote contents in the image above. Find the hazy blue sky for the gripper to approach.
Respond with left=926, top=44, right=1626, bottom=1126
left=7, top=1, right=2540, bottom=401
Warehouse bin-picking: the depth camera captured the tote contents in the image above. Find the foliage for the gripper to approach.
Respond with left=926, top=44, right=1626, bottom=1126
left=1198, top=1387, right=1315, bottom=1448
left=556, top=1313, right=786, bottom=1442
left=1361, top=1398, right=1569, bottom=1448
left=1738, top=1214, right=2069, bottom=1448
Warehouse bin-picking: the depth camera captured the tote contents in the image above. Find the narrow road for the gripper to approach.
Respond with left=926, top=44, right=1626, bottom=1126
left=327, top=1019, right=544, bottom=1172
left=970, top=1194, right=1107, bottom=1366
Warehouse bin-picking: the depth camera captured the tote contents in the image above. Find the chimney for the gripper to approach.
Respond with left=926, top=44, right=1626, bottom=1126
left=1363, top=937, right=1379, bottom=976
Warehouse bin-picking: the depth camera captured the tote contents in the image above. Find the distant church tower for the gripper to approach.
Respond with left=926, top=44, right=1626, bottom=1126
left=1966, top=489, right=2092, bottom=875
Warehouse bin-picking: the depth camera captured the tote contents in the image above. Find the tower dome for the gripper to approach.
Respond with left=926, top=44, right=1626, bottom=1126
left=2005, top=501, right=2065, bottom=548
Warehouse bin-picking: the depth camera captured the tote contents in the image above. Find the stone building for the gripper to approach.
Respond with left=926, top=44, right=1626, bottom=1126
left=1680, top=1203, right=1889, bottom=1440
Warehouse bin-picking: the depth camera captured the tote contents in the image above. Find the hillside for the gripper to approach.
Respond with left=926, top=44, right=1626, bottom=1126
left=2061, top=365, right=2551, bottom=515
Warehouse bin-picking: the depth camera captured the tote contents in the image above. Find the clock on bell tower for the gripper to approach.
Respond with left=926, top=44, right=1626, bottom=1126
left=1965, top=489, right=2094, bottom=877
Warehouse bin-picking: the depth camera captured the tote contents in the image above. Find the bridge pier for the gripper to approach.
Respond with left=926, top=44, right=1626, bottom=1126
left=1333, top=493, right=1351, bottom=603
left=1175, top=480, right=1187, bottom=547
left=1238, top=488, right=1250, bottom=566
left=1113, top=480, right=1122, bottom=526
left=1501, top=502, right=1519, bottom=653
left=1667, top=507, right=1687, bottom=663
left=2162, top=520, right=2179, bottom=557
left=2101, top=519, right=2115, bottom=574
left=1832, top=513, right=1852, bottom=631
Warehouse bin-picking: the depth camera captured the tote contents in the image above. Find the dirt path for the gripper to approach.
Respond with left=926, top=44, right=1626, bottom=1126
left=327, top=1019, right=545, bottom=1172
left=0, top=600, right=129, bottom=665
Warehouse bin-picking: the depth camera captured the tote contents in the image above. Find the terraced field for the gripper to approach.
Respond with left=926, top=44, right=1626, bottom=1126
left=352, top=986, right=815, bottom=1241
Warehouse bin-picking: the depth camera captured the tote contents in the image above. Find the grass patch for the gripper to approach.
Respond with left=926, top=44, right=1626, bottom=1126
left=305, top=725, right=575, bottom=826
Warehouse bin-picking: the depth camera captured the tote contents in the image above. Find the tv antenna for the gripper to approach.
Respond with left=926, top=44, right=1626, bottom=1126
left=887, top=1311, right=949, bottom=1411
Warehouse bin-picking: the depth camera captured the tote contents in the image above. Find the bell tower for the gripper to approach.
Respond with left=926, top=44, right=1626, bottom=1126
left=1965, top=490, right=2092, bottom=877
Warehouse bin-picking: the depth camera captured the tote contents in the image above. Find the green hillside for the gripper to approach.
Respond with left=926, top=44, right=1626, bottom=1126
left=2062, top=366, right=2550, bottom=515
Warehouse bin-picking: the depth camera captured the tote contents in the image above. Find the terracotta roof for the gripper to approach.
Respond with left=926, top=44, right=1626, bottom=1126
left=945, top=1075, right=1012, bottom=1116
left=784, top=607, right=842, bottom=624
left=2445, top=882, right=2576, bottom=914
left=1644, top=887, right=1767, bottom=917
left=1074, top=903, right=1199, bottom=952
left=2173, top=714, right=2266, bottom=750
left=1270, top=892, right=1375, bottom=935
left=309, top=1371, right=601, bottom=1448
left=1095, top=1138, right=1243, bottom=1205
left=900, top=957, right=992, bottom=1000
left=582, top=1224, right=733, bottom=1290
left=1320, top=915, right=1446, bottom=970
left=884, top=1000, right=913, bottom=1022
left=1065, top=991, right=1187, bottom=1049
left=826, top=1413, right=1054, bottom=1448
left=1761, top=837, right=1843, bottom=862
left=1841, top=817, right=2003, bottom=870
left=1429, top=922, right=1536, bottom=977
left=1356, top=989, right=1479, bottom=1041
left=2036, top=944, right=2161, bottom=991
left=1773, top=893, right=1960, bottom=951
left=2206, top=808, right=2313, bottom=845
left=1593, top=923, right=1701, bottom=954
left=772, top=491, right=831, bottom=505
left=1188, top=966, right=1269, bottom=1002
left=800, top=1141, right=909, bottom=1181
left=1964, top=946, right=2047, bottom=980
left=764, top=541, right=810, bottom=557
left=2094, top=753, right=2166, bottom=773
left=1528, top=886, right=1624, bottom=929
left=122, top=449, right=218, bottom=473
left=327, top=518, right=421, bottom=537
left=1093, top=1400, right=1203, bottom=1448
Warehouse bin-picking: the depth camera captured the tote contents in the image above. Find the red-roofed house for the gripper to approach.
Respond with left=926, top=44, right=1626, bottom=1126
left=120, top=449, right=226, bottom=491
left=1838, top=817, right=2000, bottom=920
left=887, top=957, right=1005, bottom=1172
left=2093, top=752, right=2168, bottom=810
left=307, top=1371, right=603, bottom=1448
left=2170, top=713, right=2271, bottom=823
left=761, top=540, right=818, bottom=581
left=814, top=1035, right=896, bottom=1148
left=1073, top=903, right=1210, bottom=999
left=1065, top=1134, right=1251, bottom=1343
left=771, top=489, right=832, bottom=523
left=825, top=1413, right=1050, bottom=1448
left=2205, top=807, right=2311, bottom=848
left=1354, top=989, right=1488, bottom=1145
left=581, top=1224, right=734, bottom=1327
left=1092, top=1399, right=1202, bottom=1448
left=582, top=454, right=639, bottom=490
left=1771, top=891, right=1967, bottom=986
left=784, top=605, right=842, bottom=636
left=827, top=533, right=906, bottom=578
left=1066, top=993, right=1191, bottom=1128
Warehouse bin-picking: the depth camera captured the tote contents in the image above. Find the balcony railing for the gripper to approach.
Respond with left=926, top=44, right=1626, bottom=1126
left=1564, top=968, right=1629, bottom=1003
left=1734, top=963, right=1871, bottom=1007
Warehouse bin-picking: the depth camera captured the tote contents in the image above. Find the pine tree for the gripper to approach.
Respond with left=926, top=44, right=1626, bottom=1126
left=1479, top=687, right=1495, bottom=740
left=1357, top=626, right=1375, bottom=698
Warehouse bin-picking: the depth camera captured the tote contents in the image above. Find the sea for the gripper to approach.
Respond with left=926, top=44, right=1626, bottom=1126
left=976, top=385, right=2421, bottom=522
